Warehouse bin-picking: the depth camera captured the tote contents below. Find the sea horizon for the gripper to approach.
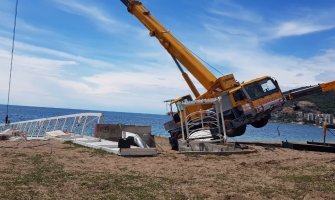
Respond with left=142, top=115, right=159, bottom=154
left=1, top=104, right=334, bottom=142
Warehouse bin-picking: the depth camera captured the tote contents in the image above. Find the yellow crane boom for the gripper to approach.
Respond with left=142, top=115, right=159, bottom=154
left=284, top=80, right=335, bottom=100
left=320, top=80, right=335, bottom=92
left=121, top=0, right=217, bottom=90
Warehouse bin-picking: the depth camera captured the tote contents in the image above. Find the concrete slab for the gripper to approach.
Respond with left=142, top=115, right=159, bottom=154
left=69, top=136, right=157, bottom=156
left=20, top=134, right=157, bottom=157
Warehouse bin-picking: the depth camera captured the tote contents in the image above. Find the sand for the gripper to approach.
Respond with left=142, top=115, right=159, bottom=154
left=0, top=138, right=334, bottom=200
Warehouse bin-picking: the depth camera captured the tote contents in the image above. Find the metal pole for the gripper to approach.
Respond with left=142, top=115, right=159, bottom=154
left=27, top=122, right=33, bottom=135
left=215, top=101, right=222, bottom=138
left=81, top=116, right=88, bottom=136
left=53, top=118, right=59, bottom=131
left=31, top=121, right=38, bottom=137
left=219, top=98, right=227, bottom=142
left=184, top=109, right=189, bottom=141
left=62, top=118, right=67, bottom=131
left=71, top=117, right=77, bottom=133
left=24, top=122, right=29, bottom=132
left=37, top=121, right=45, bottom=137
left=323, top=124, right=327, bottom=144
left=23, top=122, right=28, bottom=131
left=200, top=109, right=204, bottom=129
left=45, top=120, right=51, bottom=133
left=180, top=110, right=184, bottom=141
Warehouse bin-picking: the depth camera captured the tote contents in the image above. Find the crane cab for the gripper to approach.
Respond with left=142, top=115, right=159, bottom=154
left=227, top=76, right=285, bottom=130
left=165, top=95, right=193, bottom=124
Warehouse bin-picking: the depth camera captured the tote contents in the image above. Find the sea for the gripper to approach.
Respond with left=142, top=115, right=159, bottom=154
left=0, top=104, right=334, bottom=143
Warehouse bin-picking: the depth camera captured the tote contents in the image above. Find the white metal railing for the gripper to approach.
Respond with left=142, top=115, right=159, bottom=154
left=180, top=97, right=227, bottom=142
left=0, top=113, right=104, bottom=137
left=186, top=109, right=219, bottom=136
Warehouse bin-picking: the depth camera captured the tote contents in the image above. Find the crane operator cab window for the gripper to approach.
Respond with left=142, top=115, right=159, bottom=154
left=170, top=95, right=192, bottom=123
left=244, top=78, right=279, bottom=100
left=232, top=89, right=247, bottom=102
left=174, top=96, right=192, bottom=112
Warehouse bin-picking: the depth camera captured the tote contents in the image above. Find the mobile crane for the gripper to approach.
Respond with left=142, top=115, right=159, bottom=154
left=120, top=0, right=335, bottom=149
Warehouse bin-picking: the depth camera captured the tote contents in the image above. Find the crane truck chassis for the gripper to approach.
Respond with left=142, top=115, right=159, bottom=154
left=164, top=77, right=286, bottom=149
left=120, top=0, right=335, bottom=150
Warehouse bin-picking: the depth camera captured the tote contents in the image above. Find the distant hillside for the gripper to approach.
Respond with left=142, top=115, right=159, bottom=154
left=271, top=91, right=335, bottom=124
left=295, top=91, right=335, bottom=114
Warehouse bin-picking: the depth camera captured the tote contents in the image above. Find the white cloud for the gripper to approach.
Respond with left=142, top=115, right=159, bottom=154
left=209, top=1, right=262, bottom=23
left=0, top=37, right=117, bottom=70
left=0, top=47, right=76, bottom=107
left=272, top=21, right=335, bottom=38
left=208, top=1, right=335, bottom=40
left=196, top=1, right=335, bottom=92
left=268, top=7, right=335, bottom=39
left=55, top=0, right=115, bottom=24
left=58, top=70, right=186, bottom=95
left=0, top=49, right=75, bottom=77
left=0, top=35, right=192, bottom=113
left=52, top=0, right=139, bottom=34
left=198, top=39, right=335, bottom=91
left=53, top=69, right=190, bottom=113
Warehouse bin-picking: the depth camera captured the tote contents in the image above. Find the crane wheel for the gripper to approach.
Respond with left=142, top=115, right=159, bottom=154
left=226, top=124, right=247, bottom=137
left=251, top=116, right=269, bottom=128
left=169, top=132, right=179, bottom=151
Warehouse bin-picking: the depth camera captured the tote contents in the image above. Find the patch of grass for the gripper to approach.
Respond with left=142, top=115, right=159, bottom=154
left=0, top=152, right=187, bottom=200
left=29, top=154, right=44, bottom=165
left=257, top=186, right=281, bottom=199
left=277, top=172, right=335, bottom=199
left=13, top=153, right=28, bottom=157
left=0, top=169, right=11, bottom=174
left=0, top=152, right=10, bottom=157
left=204, top=155, right=222, bottom=161
left=75, top=172, right=186, bottom=200
left=0, top=188, right=40, bottom=200
left=62, top=141, right=86, bottom=149
left=90, top=148, right=111, bottom=157
left=15, top=154, right=74, bottom=185
left=63, top=140, right=73, bottom=145
left=285, top=175, right=315, bottom=182
left=0, top=154, right=76, bottom=199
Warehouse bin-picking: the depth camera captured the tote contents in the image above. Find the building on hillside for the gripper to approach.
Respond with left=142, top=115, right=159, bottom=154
left=305, top=113, right=334, bottom=125
left=271, top=110, right=334, bottom=125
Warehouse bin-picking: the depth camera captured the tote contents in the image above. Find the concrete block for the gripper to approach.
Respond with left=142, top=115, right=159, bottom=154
left=94, top=124, right=155, bottom=147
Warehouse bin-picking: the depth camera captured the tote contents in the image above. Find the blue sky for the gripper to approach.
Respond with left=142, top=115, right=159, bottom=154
left=0, top=0, right=334, bottom=114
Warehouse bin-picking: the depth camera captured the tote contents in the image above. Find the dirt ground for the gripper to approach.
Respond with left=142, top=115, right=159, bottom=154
left=0, top=137, right=335, bottom=200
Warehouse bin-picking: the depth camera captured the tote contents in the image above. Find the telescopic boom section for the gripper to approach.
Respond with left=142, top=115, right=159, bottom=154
left=121, top=0, right=217, bottom=90
left=283, top=80, right=335, bottom=100
left=171, top=56, right=201, bottom=97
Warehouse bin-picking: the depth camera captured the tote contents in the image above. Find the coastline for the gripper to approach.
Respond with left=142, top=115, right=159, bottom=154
left=270, top=120, right=322, bottom=128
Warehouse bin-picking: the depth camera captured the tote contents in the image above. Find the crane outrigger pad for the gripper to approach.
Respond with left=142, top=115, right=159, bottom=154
left=178, top=140, right=256, bottom=155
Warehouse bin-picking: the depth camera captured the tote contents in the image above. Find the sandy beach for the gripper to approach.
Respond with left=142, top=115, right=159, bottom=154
left=0, top=138, right=334, bottom=200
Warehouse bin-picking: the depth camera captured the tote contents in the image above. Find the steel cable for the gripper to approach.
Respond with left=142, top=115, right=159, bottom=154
left=5, top=0, right=19, bottom=124
left=186, top=47, right=224, bottom=76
